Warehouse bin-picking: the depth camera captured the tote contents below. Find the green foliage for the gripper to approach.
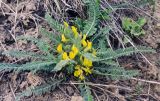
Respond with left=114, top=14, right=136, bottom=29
left=45, top=13, right=64, bottom=33
left=16, top=79, right=62, bottom=101
left=122, top=17, right=147, bottom=37
left=83, top=46, right=154, bottom=80
left=17, top=61, right=56, bottom=73
left=100, top=60, right=119, bottom=67
left=99, top=8, right=112, bottom=20
left=91, top=26, right=110, bottom=42
left=17, top=35, right=54, bottom=53
left=84, top=46, right=155, bottom=62
left=93, top=67, right=138, bottom=80
left=3, top=50, right=50, bottom=60
left=53, top=60, right=73, bottom=72
left=77, top=0, right=100, bottom=36
left=0, top=63, right=19, bottom=71
left=40, top=27, right=60, bottom=44
left=79, top=84, right=94, bottom=101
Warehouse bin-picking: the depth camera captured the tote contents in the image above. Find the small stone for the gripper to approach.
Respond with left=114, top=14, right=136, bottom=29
left=71, top=96, right=84, bottom=101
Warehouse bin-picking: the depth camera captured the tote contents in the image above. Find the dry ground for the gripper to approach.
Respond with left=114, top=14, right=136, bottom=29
left=0, top=0, right=160, bottom=101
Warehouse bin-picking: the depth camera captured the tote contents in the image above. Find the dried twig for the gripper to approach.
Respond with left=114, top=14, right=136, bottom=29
left=9, top=84, right=16, bottom=100
left=131, top=77, right=160, bottom=85
left=92, top=89, right=100, bottom=101
left=58, top=86, right=71, bottom=98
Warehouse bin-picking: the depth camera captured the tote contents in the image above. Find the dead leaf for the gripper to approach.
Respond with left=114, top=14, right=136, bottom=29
left=3, top=93, right=13, bottom=101
left=66, top=86, right=74, bottom=96
left=27, top=72, right=45, bottom=87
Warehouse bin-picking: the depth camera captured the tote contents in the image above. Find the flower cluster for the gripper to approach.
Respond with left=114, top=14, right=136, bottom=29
left=56, top=21, right=96, bottom=80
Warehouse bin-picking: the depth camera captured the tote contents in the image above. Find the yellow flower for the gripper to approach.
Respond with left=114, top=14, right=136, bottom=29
left=69, top=51, right=76, bottom=59
left=71, top=26, right=78, bottom=38
left=82, top=67, right=92, bottom=75
left=71, top=45, right=79, bottom=55
left=84, top=40, right=92, bottom=52
left=81, top=35, right=87, bottom=47
left=62, top=52, right=69, bottom=60
left=87, top=41, right=92, bottom=49
left=57, top=44, right=63, bottom=53
left=74, top=65, right=85, bottom=80
left=74, top=65, right=82, bottom=77
left=74, top=69, right=83, bottom=77
left=79, top=74, right=85, bottom=80
left=83, top=57, right=92, bottom=67
left=74, top=70, right=80, bottom=77
left=82, top=34, right=87, bottom=40
left=69, top=45, right=79, bottom=60
left=75, top=65, right=80, bottom=69
left=81, top=40, right=87, bottom=47
left=61, top=34, right=68, bottom=42
left=64, top=21, right=69, bottom=27
left=74, top=70, right=84, bottom=80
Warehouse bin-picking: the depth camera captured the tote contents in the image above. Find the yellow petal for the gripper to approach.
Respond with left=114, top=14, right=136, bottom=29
left=82, top=67, right=92, bottom=75
left=82, top=34, right=87, bottom=40
left=81, top=34, right=87, bottom=47
left=71, top=45, right=79, bottom=55
left=69, top=51, right=76, bottom=59
left=62, top=52, right=69, bottom=60
left=83, top=57, right=92, bottom=67
left=74, top=67, right=83, bottom=77
left=71, top=26, right=78, bottom=38
left=63, top=21, right=69, bottom=27
left=74, top=65, right=85, bottom=80
left=84, top=40, right=92, bottom=52
left=79, top=74, right=85, bottom=80
left=81, top=40, right=87, bottom=47
left=75, top=65, right=80, bottom=69
left=61, top=34, right=67, bottom=42
left=74, top=70, right=80, bottom=77
left=57, top=44, right=63, bottom=53
left=87, top=41, right=92, bottom=49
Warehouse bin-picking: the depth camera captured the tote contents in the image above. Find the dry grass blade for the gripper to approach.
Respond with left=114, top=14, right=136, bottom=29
left=62, top=82, right=132, bottom=91
left=53, top=0, right=62, bottom=14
